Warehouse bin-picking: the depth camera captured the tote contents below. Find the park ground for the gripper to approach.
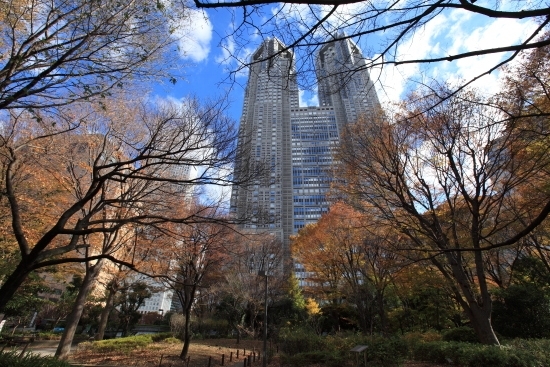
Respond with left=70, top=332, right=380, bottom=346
left=23, top=338, right=446, bottom=367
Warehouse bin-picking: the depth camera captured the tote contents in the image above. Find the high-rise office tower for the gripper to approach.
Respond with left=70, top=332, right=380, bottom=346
left=231, top=36, right=380, bottom=267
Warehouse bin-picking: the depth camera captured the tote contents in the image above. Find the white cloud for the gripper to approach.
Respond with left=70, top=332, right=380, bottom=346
left=195, top=165, right=233, bottom=204
left=215, top=23, right=255, bottom=79
left=215, top=34, right=235, bottom=65
left=272, top=4, right=321, bottom=34
left=375, top=10, right=539, bottom=104
left=223, top=2, right=539, bottom=107
left=449, top=16, right=536, bottom=93
left=151, top=95, right=233, bottom=206
left=172, top=8, right=213, bottom=62
left=298, top=89, right=319, bottom=107
left=373, top=12, right=451, bottom=104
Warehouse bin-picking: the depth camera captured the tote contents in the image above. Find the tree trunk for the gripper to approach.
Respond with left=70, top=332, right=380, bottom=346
left=376, top=289, right=387, bottom=335
left=56, top=259, right=105, bottom=360
left=351, top=289, right=369, bottom=334
left=179, top=306, right=192, bottom=359
left=0, top=261, right=33, bottom=312
left=466, top=301, right=500, bottom=345
left=442, top=253, right=500, bottom=345
left=96, top=283, right=117, bottom=341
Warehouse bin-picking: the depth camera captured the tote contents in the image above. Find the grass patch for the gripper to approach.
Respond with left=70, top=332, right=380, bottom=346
left=0, top=350, right=71, bottom=367
left=151, top=332, right=176, bottom=342
left=36, top=332, right=62, bottom=340
left=86, top=335, right=154, bottom=353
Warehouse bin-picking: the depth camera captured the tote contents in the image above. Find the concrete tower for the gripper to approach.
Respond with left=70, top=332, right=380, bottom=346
left=231, top=36, right=380, bottom=269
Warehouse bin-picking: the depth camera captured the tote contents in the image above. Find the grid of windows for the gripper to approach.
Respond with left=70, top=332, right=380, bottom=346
left=290, top=108, right=339, bottom=231
left=231, top=36, right=380, bottom=268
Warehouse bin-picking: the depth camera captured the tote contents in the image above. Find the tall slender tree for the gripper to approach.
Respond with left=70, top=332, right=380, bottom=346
left=0, top=95, right=259, bottom=318
left=338, top=84, right=550, bottom=344
left=0, top=0, right=181, bottom=111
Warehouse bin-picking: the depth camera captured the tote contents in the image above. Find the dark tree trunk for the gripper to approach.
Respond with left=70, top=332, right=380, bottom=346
left=0, top=261, right=33, bottom=312
left=465, top=301, right=499, bottom=345
left=351, top=290, right=370, bottom=334
left=96, top=282, right=117, bottom=341
left=179, top=305, right=192, bottom=359
left=376, top=289, right=387, bottom=335
left=56, top=259, right=105, bottom=360
left=441, top=251, right=500, bottom=345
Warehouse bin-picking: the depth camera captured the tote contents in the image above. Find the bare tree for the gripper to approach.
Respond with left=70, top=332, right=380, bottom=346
left=55, top=221, right=137, bottom=358
left=0, top=0, right=180, bottom=111
left=215, top=233, right=285, bottom=342
left=337, top=84, right=550, bottom=344
left=0, top=95, right=261, bottom=319
left=155, top=209, right=231, bottom=360
left=193, top=0, right=549, bottom=101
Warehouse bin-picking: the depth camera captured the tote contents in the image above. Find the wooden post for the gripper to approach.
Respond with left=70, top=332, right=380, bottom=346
left=253, top=351, right=256, bottom=362
left=248, top=354, right=252, bottom=366
left=221, top=353, right=225, bottom=366
left=208, top=356, right=212, bottom=367
left=158, top=354, right=164, bottom=367
left=230, top=351, right=233, bottom=362
left=237, top=349, right=239, bottom=358
left=243, top=358, right=247, bottom=367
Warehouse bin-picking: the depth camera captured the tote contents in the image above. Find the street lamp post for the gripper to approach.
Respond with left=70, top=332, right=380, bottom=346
left=258, top=270, right=268, bottom=367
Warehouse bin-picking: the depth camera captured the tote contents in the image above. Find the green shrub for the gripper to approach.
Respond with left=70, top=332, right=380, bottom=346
left=442, top=326, right=478, bottom=343
left=409, top=340, right=550, bottom=367
left=163, top=337, right=181, bottom=344
left=0, top=350, right=71, bottom=367
left=281, top=350, right=344, bottom=367
left=506, top=339, right=550, bottom=366
left=467, top=347, right=510, bottom=367
left=409, top=341, right=446, bottom=364
left=403, top=331, right=442, bottom=344
left=277, top=329, right=407, bottom=367
left=493, top=260, right=550, bottom=339
left=192, top=318, right=230, bottom=337
left=277, top=326, right=325, bottom=355
left=151, top=332, right=175, bottom=342
left=87, top=335, right=153, bottom=353
left=364, top=337, right=407, bottom=367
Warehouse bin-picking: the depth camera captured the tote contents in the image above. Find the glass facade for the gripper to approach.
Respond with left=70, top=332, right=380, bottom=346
left=231, top=36, right=380, bottom=269
left=290, top=108, right=338, bottom=231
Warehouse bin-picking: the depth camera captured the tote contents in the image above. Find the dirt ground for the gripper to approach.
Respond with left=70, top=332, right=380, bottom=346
left=69, top=338, right=445, bottom=367
left=70, top=338, right=269, bottom=367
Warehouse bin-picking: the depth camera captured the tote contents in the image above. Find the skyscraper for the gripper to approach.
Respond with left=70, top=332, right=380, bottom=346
left=231, top=36, right=380, bottom=267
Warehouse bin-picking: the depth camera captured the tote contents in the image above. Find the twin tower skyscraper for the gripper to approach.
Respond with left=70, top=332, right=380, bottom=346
left=230, top=36, right=380, bottom=264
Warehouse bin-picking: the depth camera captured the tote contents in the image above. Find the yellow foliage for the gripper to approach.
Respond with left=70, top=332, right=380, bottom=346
left=305, top=298, right=320, bottom=316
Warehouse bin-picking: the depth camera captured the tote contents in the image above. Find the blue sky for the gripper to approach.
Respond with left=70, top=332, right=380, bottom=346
left=150, top=2, right=541, bottom=203
left=151, top=8, right=246, bottom=122
left=153, top=2, right=540, bottom=122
